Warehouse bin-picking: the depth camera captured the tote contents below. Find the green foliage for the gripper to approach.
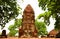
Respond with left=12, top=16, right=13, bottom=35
left=37, top=11, right=51, bottom=25
left=9, top=30, right=18, bottom=36
left=0, top=0, right=21, bottom=29
left=55, top=16, right=60, bottom=30
left=8, top=18, right=22, bottom=36
left=14, top=19, right=22, bottom=27
left=38, top=0, right=49, bottom=10
left=35, top=20, right=48, bottom=36
left=38, top=0, right=60, bottom=30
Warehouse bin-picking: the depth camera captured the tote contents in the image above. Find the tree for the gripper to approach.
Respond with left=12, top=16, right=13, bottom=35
left=35, top=20, right=48, bottom=36
left=38, top=0, right=60, bottom=30
left=37, top=11, right=51, bottom=25
left=8, top=18, right=22, bottom=36
left=0, top=0, right=21, bottom=29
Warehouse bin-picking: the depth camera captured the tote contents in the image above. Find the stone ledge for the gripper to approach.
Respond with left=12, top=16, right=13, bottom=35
left=0, top=38, right=60, bottom=39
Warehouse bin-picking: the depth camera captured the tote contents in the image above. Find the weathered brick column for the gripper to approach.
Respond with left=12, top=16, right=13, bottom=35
left=19, top=4, right=38, bottom=38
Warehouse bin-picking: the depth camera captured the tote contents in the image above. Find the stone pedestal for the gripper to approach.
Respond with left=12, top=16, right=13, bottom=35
left=19, top=4, right=38, bottom=38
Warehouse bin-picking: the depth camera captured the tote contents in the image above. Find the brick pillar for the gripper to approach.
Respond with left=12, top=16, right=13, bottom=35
left=19, top=4, right=38, bottom=38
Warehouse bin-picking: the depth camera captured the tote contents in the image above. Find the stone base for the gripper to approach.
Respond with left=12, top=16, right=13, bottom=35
left=0, top=38, right=57, bottom=39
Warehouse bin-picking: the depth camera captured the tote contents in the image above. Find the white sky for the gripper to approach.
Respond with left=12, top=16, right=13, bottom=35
left=17, top=0, right=45, bottom=19
left=0, top=0, right=56, bottom=34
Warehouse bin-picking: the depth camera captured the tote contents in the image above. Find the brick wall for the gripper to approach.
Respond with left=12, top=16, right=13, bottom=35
left=0, top=38, right=60, bottom=39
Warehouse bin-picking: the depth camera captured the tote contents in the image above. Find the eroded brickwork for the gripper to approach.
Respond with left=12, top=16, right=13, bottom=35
left=19, top=4, right=38, bottom=38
